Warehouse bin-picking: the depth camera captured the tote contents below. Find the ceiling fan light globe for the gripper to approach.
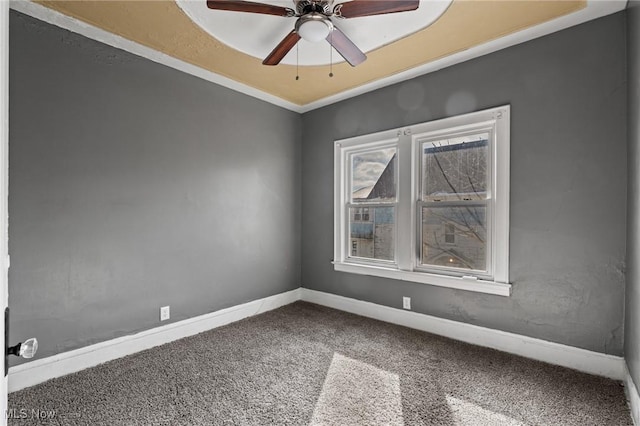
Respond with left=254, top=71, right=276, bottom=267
left=297, top=19, right=331, bottom=43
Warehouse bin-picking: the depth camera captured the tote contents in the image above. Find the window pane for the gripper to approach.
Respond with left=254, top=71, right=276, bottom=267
left=422, top=134, right=488, bottom=201
left=350, top=207, right=395, bottom=261
left=352, top=148, right=396, bottom=202
left=421, top=205, right=487, bottom=271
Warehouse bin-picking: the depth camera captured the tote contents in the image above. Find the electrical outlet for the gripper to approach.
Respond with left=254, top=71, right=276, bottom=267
left=403, top=297, right=411, bottom=310
left=160, top=306, right=170, bottom=321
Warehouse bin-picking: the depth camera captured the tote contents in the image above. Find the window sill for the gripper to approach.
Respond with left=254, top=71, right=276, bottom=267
left=333, top=262, right=511, bottom=297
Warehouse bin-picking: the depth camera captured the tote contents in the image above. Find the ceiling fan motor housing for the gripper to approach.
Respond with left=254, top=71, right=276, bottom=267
left=295, top=0, right=333, bottom=16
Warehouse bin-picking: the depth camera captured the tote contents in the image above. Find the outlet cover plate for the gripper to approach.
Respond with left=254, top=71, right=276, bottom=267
left=403, top=297, right=411, bottom=310
left=160, top=306, right=170, bottom=321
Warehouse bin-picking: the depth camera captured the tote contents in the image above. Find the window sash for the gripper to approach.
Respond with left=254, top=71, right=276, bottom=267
left=415, top=124, right=495, bottom=278
left=346, top=202, right=398, bottom=266
left=416, top=199, right=492, bottom=278
left=419, top=130, right=493, bottom=203
left=348, top=146, right=398, bottom=204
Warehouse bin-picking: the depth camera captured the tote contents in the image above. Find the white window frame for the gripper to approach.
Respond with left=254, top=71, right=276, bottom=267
left=334, top=105, right=511, bottom=297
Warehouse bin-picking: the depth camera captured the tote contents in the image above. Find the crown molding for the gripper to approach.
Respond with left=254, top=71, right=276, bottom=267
left=10, top=0, right=627, bottom=114
left=9, top=0, right=304, bottom=113
left=298, top=0, right=627, bottom=113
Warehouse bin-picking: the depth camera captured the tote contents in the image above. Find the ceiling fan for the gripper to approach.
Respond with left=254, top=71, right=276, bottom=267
left=206, top=0, right=420, bottom=67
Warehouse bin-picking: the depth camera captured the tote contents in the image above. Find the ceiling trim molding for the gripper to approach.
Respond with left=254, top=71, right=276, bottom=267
left=10, top=0, right=627, bottom=114
left=9, top=0, right=303, bottom=113
left=298, top=0, right=627, bottom=113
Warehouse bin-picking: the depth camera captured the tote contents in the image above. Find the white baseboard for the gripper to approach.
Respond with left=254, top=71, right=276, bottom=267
left=9, top=287, right=627, bottom=393
left=626, top=364, right=640, bottom=425
left=8, top=288, right=301, bottom=392
left=300, top=288, right=626, bottom=380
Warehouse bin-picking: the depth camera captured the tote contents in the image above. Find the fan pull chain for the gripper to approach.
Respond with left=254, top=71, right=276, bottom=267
left=329, top=32, right=334, bottom=78
left=295, top=43, right=299, bottom=81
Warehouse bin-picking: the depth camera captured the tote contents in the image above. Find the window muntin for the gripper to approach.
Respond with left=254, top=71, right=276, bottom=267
left=334, top=106, right=510, bottom=296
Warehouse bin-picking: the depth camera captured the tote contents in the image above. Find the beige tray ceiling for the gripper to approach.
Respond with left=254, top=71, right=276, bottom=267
left=35, top=0, right=584, bottom=106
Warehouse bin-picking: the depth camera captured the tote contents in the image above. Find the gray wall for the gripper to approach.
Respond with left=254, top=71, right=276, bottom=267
left=302, top=13, right=627, bottom=355
left=626, top=0, right=640, bottom=387
left=9, top=11, right=301, bottom=361
left=8, top=7, right=631, bottom=364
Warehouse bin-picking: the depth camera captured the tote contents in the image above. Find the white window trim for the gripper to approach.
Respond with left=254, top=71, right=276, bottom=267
left=334, top=105, right=511, bottom=297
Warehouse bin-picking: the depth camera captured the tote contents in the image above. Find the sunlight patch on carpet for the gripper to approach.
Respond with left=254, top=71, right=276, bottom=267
left=310, top=353, right=403, bottom=425
left=445, top=395, right=525, bottom=425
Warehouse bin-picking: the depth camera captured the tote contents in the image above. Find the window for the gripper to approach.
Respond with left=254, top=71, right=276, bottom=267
left=352, top=207, right=372, bottom=222
left=334, top=106, right=511, bottom=296
left=444, top=223, right=456, bottom=244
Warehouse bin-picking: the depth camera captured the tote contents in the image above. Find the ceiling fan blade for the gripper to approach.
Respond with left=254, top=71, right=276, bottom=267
left=263, top=30, right=301, bottom=65
left=326, top=26, right=366, bottom=67
left=336, top=0, right=419, bottom=18
left=206, top=0, right=295, bottom=17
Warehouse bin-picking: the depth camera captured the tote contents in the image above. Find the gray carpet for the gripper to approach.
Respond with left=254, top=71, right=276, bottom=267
left=8, top=302, right=633, bottom=425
